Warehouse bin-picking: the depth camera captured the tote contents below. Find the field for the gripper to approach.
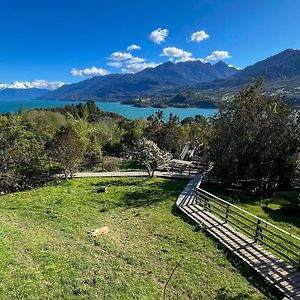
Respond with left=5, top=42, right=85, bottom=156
left=0, top=177, right=278, bottom=299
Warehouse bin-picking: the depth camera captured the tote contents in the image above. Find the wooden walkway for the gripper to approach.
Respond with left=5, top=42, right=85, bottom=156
left=71, top=171, right=195, bottom=180
left=176, top=177, right=300, bottom=300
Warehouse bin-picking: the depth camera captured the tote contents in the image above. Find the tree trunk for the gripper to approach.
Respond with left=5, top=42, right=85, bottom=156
left=145, top=163, right=152, bottom=177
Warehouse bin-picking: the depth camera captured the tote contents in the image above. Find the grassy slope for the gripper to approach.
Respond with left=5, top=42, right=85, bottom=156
left=0, top=177, right=276, bottom=299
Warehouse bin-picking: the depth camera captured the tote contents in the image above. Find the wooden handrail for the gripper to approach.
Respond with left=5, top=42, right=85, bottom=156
left=197, top=187, right=300, bottom=244
left=196, top=186, right=300, bottom=267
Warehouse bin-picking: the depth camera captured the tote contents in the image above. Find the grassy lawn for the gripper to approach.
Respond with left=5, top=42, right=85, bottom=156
left=0, top=177, right=278, bottom=299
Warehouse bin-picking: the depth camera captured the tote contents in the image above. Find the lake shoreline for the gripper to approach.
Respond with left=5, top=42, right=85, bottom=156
left=53, top=98, right=218, bottom=109
left=0, top=99, right=218, bottom=120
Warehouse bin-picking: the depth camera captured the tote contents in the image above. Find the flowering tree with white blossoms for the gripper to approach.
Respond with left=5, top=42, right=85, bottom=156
left=136, top=138, right=172, bottom=177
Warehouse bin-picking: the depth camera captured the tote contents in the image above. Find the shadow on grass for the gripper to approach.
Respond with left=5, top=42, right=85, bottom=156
left=89, top=178, right=145, bottom=187
left=215, top=288, right=259, bottom=300
left=202, top=183, right=260, bottom=205
left=87, top=177, right=188, bottom=209
left=262, top=205, right=300, bottom=228
left=120, top=180, right=187, bottom=209
left=172, top=205, right=282, bottom=300
left=171, top=204, right=197, bottom=228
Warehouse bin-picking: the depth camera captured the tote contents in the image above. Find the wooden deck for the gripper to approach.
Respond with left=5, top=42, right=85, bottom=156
left=176, top=177, right=300, bottom=300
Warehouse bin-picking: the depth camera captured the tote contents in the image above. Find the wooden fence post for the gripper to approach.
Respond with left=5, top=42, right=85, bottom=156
left=225, top=204, right=230, bottom=223
left=204, top=196, right=208, bottom=211
left=254, top=215, right=261, bottom=243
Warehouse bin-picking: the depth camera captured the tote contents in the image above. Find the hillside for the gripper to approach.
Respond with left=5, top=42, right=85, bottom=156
left=0, top=176, right=271, bottom=299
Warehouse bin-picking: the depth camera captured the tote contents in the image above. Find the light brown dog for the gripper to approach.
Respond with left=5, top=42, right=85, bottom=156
left=89, top=226, right=109, bottom=237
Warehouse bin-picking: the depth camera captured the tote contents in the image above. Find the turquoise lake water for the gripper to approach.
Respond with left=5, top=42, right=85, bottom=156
left=0, top=100, right=218, bottom=120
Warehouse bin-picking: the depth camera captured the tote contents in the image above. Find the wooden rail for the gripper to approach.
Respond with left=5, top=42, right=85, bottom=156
left=196, top=188, right=300, bottom=269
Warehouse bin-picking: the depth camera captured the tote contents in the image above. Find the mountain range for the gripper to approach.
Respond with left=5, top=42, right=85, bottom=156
left=41, top=60, right=238, bottom=101
left=1, top=49, right=300, bottom=106
left=42, top=49, right=300, bottom=106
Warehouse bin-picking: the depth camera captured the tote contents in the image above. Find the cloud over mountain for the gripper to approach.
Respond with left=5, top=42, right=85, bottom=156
left=161, top=47, right=193, bottom=62
left=203, top=50, right=231, bottom=62
left=70, top=67, right=110, bottom=76
left=109, top=52, right=133, bottom=61
left=123, top=61, right=158, bottom=74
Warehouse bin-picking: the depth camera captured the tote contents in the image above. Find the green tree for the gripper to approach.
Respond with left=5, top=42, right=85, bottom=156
left=209, top=80, right=300, bottom=195
left=51, top=123, right=87, bottom=178
left=120, top=118, right=147, bottom=156
left=0, top=116, right=47, bottom=193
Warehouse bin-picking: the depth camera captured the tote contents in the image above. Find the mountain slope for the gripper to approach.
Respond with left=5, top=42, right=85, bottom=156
left=192, top=49, right=300, bottom=91
left=42, top=60, right=238, bottom=101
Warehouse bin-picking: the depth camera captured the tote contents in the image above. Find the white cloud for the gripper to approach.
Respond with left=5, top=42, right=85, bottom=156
left=109, top=51, right=133, bottom=61
left=107, top=56, right=146, bottom=69
left=107, top=61, right=123, bottom=68
left=70, top=67, right=110, bottom=76
left=191, top=30, right=209, bottom=42
left=127, top=44, right=141, bottom=51
left=203, top=50, right=231, bottom=62
left=149, top=28, right=169, bottom=44
left=0, top=80, right=65, bottom=90
left=122, top=61, right=158, bottom=74
left=128, top=56, right=146, bottom=63
left=161, top=47, right=194, bottom=62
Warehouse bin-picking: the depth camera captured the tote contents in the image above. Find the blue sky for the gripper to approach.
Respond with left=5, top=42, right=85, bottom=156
left=0, top=0, right=300, bottom=87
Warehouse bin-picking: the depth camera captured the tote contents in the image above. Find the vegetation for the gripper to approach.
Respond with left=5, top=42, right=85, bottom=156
left=208, top=80, right=300, bottom=195
left=135, top=138, right=172, bottom=176
left=50, top=123, right=88, bottom=178
left=0, top=101, right=208, bottom=193
left=0, top=81, right=299, bottom=298
left=0, top=177, right=276, bottom=299
left=0, top=115, right=49, bottom=193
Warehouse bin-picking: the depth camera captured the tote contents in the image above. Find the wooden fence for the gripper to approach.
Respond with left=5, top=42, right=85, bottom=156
left=196, top=187, right=300, bottom=268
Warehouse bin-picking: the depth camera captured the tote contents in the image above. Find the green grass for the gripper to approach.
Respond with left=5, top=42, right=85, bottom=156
left=0, top=177, right=277, bottom=299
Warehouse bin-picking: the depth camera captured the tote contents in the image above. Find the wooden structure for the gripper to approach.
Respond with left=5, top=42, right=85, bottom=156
left=70, top=170, right=195, bottom=180
left=177, top=177, right=300, bottom=299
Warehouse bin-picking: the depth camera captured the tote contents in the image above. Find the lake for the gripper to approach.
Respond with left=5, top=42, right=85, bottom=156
left=0, top=99, right=218, bottom=120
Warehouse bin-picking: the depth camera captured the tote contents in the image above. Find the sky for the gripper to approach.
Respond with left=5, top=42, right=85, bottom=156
left=0, top=0, right=300, bottom=88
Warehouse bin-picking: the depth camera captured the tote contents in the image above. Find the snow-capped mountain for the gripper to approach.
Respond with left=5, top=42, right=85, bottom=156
left=0, top=80, right=65, bottom=91
left=0, top=80, right=66, bottom=100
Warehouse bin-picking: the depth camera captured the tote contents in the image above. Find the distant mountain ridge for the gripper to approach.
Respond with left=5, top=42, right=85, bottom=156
left=191, top=49, right=300, bottom=91
left=2, top=49, right=300, bottom=106
left=0, top=88, right=49, bottom=101
left=42, top=60, right=238, bottom=101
